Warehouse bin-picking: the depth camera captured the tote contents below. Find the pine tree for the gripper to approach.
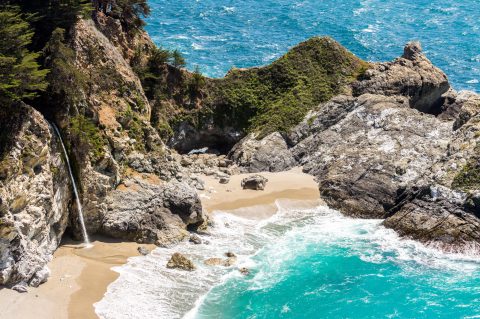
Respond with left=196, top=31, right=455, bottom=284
left=43, top=27, right=87, bottom=106
left=0, top=6, right=48, bottom=105
left=171, top=49, right=186, bottom=68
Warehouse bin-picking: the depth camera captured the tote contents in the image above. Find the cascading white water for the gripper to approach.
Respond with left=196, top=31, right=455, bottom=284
left=51, top=123, right=91, bottom=246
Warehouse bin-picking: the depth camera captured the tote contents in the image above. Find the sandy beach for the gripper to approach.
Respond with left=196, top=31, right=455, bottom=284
left=0, top=168, right=320, bottom=319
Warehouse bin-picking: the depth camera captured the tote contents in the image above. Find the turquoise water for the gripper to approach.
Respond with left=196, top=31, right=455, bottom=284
left=95, top=205, right=480, bottom=319
left=145, top=0, right=480, bottom=91
left=192, top=209, right=480, bottom=319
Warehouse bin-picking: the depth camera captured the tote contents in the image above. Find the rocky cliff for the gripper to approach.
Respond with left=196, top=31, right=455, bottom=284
left=1, top=10, right=480, bottom=289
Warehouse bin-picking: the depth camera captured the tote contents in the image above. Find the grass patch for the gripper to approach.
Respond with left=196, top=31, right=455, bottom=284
left=69, top=115, right=106, bottom=163
left=205, top=36, right=369, bottom=137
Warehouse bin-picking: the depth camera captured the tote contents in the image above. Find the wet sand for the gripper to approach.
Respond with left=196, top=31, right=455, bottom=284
left=0, top=167, right=320, bottom=319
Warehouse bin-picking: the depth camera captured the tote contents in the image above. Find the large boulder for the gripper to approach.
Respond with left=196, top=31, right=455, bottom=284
left=241, top=175, right=269, bottom=191
left=166, top=252, right=195, bottom=271
left=0, top=105, right=71, bottom=287
left=229, top=132, right=297, bottom=173
left=102, top=179, right=205, bottom=247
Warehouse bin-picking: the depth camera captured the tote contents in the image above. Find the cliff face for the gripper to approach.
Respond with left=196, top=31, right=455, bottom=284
left=0, top=13, right=205, bottom=288
left=0, top=105, right=71, bottom=288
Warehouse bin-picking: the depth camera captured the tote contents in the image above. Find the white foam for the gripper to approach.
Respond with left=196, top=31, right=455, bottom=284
left=95, top=205, right=480, bottom=319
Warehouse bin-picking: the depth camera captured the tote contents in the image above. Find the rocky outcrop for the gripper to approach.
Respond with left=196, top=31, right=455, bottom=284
left=0, top=105, right=71, bottom=287
left=229, top=132, right=296, bottom=173
left=294, top=93, right=452, bottom=218
left=352, top=42, right=450, bottom=114
left=383, top=185, right=480, bottom=252
left=166, top=252, right=195, bottom=271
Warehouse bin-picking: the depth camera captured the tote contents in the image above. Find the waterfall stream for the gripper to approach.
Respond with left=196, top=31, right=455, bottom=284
left=51, top=123, right=91, bottom=246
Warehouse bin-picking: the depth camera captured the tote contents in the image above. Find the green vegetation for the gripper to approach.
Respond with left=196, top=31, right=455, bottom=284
left=43, top=28, right=87, bottom=106
left=0, top=6, right=48, bottom=105
left=172, top=49, right=186, bottom=68
left=68, top=115, right=106, bottom=162
left=205, top=37, right=370, bottom=137
left=117, top=105, right=146, bottom=151
left=452, top=143, right=480, bottom=190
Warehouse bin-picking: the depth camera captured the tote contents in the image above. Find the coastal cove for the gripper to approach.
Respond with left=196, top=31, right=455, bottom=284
left=1, top=1, right=480, bottom=318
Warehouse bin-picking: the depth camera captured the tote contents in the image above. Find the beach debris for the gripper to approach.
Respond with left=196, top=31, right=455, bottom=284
left=241, top=175, right=268, bottom=190
left=137, top=246, right=150, bottom=256
left=189, top=233, right=202, bottom=245
left=166, top=253, right=196, bottom=271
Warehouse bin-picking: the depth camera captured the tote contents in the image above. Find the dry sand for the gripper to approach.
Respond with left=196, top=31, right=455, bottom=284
left=200, top=167, right=322, bottom=218
left=0, top=238, right=154, bottom=319
left=0, top=167, right=320, bottom=319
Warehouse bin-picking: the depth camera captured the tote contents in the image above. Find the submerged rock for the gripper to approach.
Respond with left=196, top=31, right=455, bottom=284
left=166, top=253, right=195, bottom=271
left=137, top=247, right=150, bottom=256
left=189, top=234, right=202, bottom=245
left=204, top=256, right=237, bottom=267
left=241, top=175, right=268, bottom=191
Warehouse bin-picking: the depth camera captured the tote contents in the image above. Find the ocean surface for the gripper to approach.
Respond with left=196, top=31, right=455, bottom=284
left=145, top=0, right=480, bottom=92
left=95, top=203, right=480, bottom=319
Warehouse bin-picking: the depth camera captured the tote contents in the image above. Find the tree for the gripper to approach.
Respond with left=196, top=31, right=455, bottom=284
left=43, top=27, right=87, bottom=106
left=109, top=0, right=150, bottom=33
left=171, top=49, right=186, bottom=68
left=0, top=6, right=48, bottom=105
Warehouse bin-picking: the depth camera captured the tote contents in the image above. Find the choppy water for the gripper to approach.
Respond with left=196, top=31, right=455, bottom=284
left=145, top=0, right=480, bottom=91
left=95, top=203, right=480, bottom=319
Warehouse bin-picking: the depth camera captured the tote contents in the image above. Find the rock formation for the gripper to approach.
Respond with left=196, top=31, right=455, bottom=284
left=241, top=175, right=268, bottom=190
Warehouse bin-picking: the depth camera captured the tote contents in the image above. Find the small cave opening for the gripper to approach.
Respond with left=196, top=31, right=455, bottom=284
left=170, top=132, right=243, bottom=156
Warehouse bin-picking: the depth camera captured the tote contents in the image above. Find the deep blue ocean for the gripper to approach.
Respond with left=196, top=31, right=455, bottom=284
left=94, top=2, right=480, bottom=318
left=145, top=0, right=480, bottom=92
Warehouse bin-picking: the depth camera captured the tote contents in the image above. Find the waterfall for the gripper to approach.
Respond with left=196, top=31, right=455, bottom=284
left=51, top=123, right=91, bottom=246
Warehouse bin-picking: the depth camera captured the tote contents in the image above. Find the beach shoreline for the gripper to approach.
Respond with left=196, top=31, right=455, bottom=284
left=0, top=168, right=320, bottom=319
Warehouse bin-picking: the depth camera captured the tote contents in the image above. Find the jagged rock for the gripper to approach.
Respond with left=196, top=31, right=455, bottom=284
left=137, top=247, right=150, bottom=256
left=241, top=175, right=268, bottom=191
left=229, top=132, right=297, bottom=173
left=29, top=266, right=50, bottom=288
left=294, top=94, right=452, bottom=218
left=166, top=253, right=195, bottom=271
left=225, top=252, right=236, bottom=258
left=0, top=105, right=70, bottom=287
left=352, top=42, right=450, bottom=114
left=383, top=186, right=480, bottom=252
left=189, top=234, right=202, bottom=245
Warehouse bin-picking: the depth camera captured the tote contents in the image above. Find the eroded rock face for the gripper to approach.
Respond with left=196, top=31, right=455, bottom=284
left=352, top=42, right=450, bottom=114
left=102, top=179, right=205, bottom=247
left=383, top=185, right=480, bottom=252
left=0, top=105, right=71, bottom=287
left=294, top=94, right=452, bottom=218
left=229, top=132, right=296, bottom=173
